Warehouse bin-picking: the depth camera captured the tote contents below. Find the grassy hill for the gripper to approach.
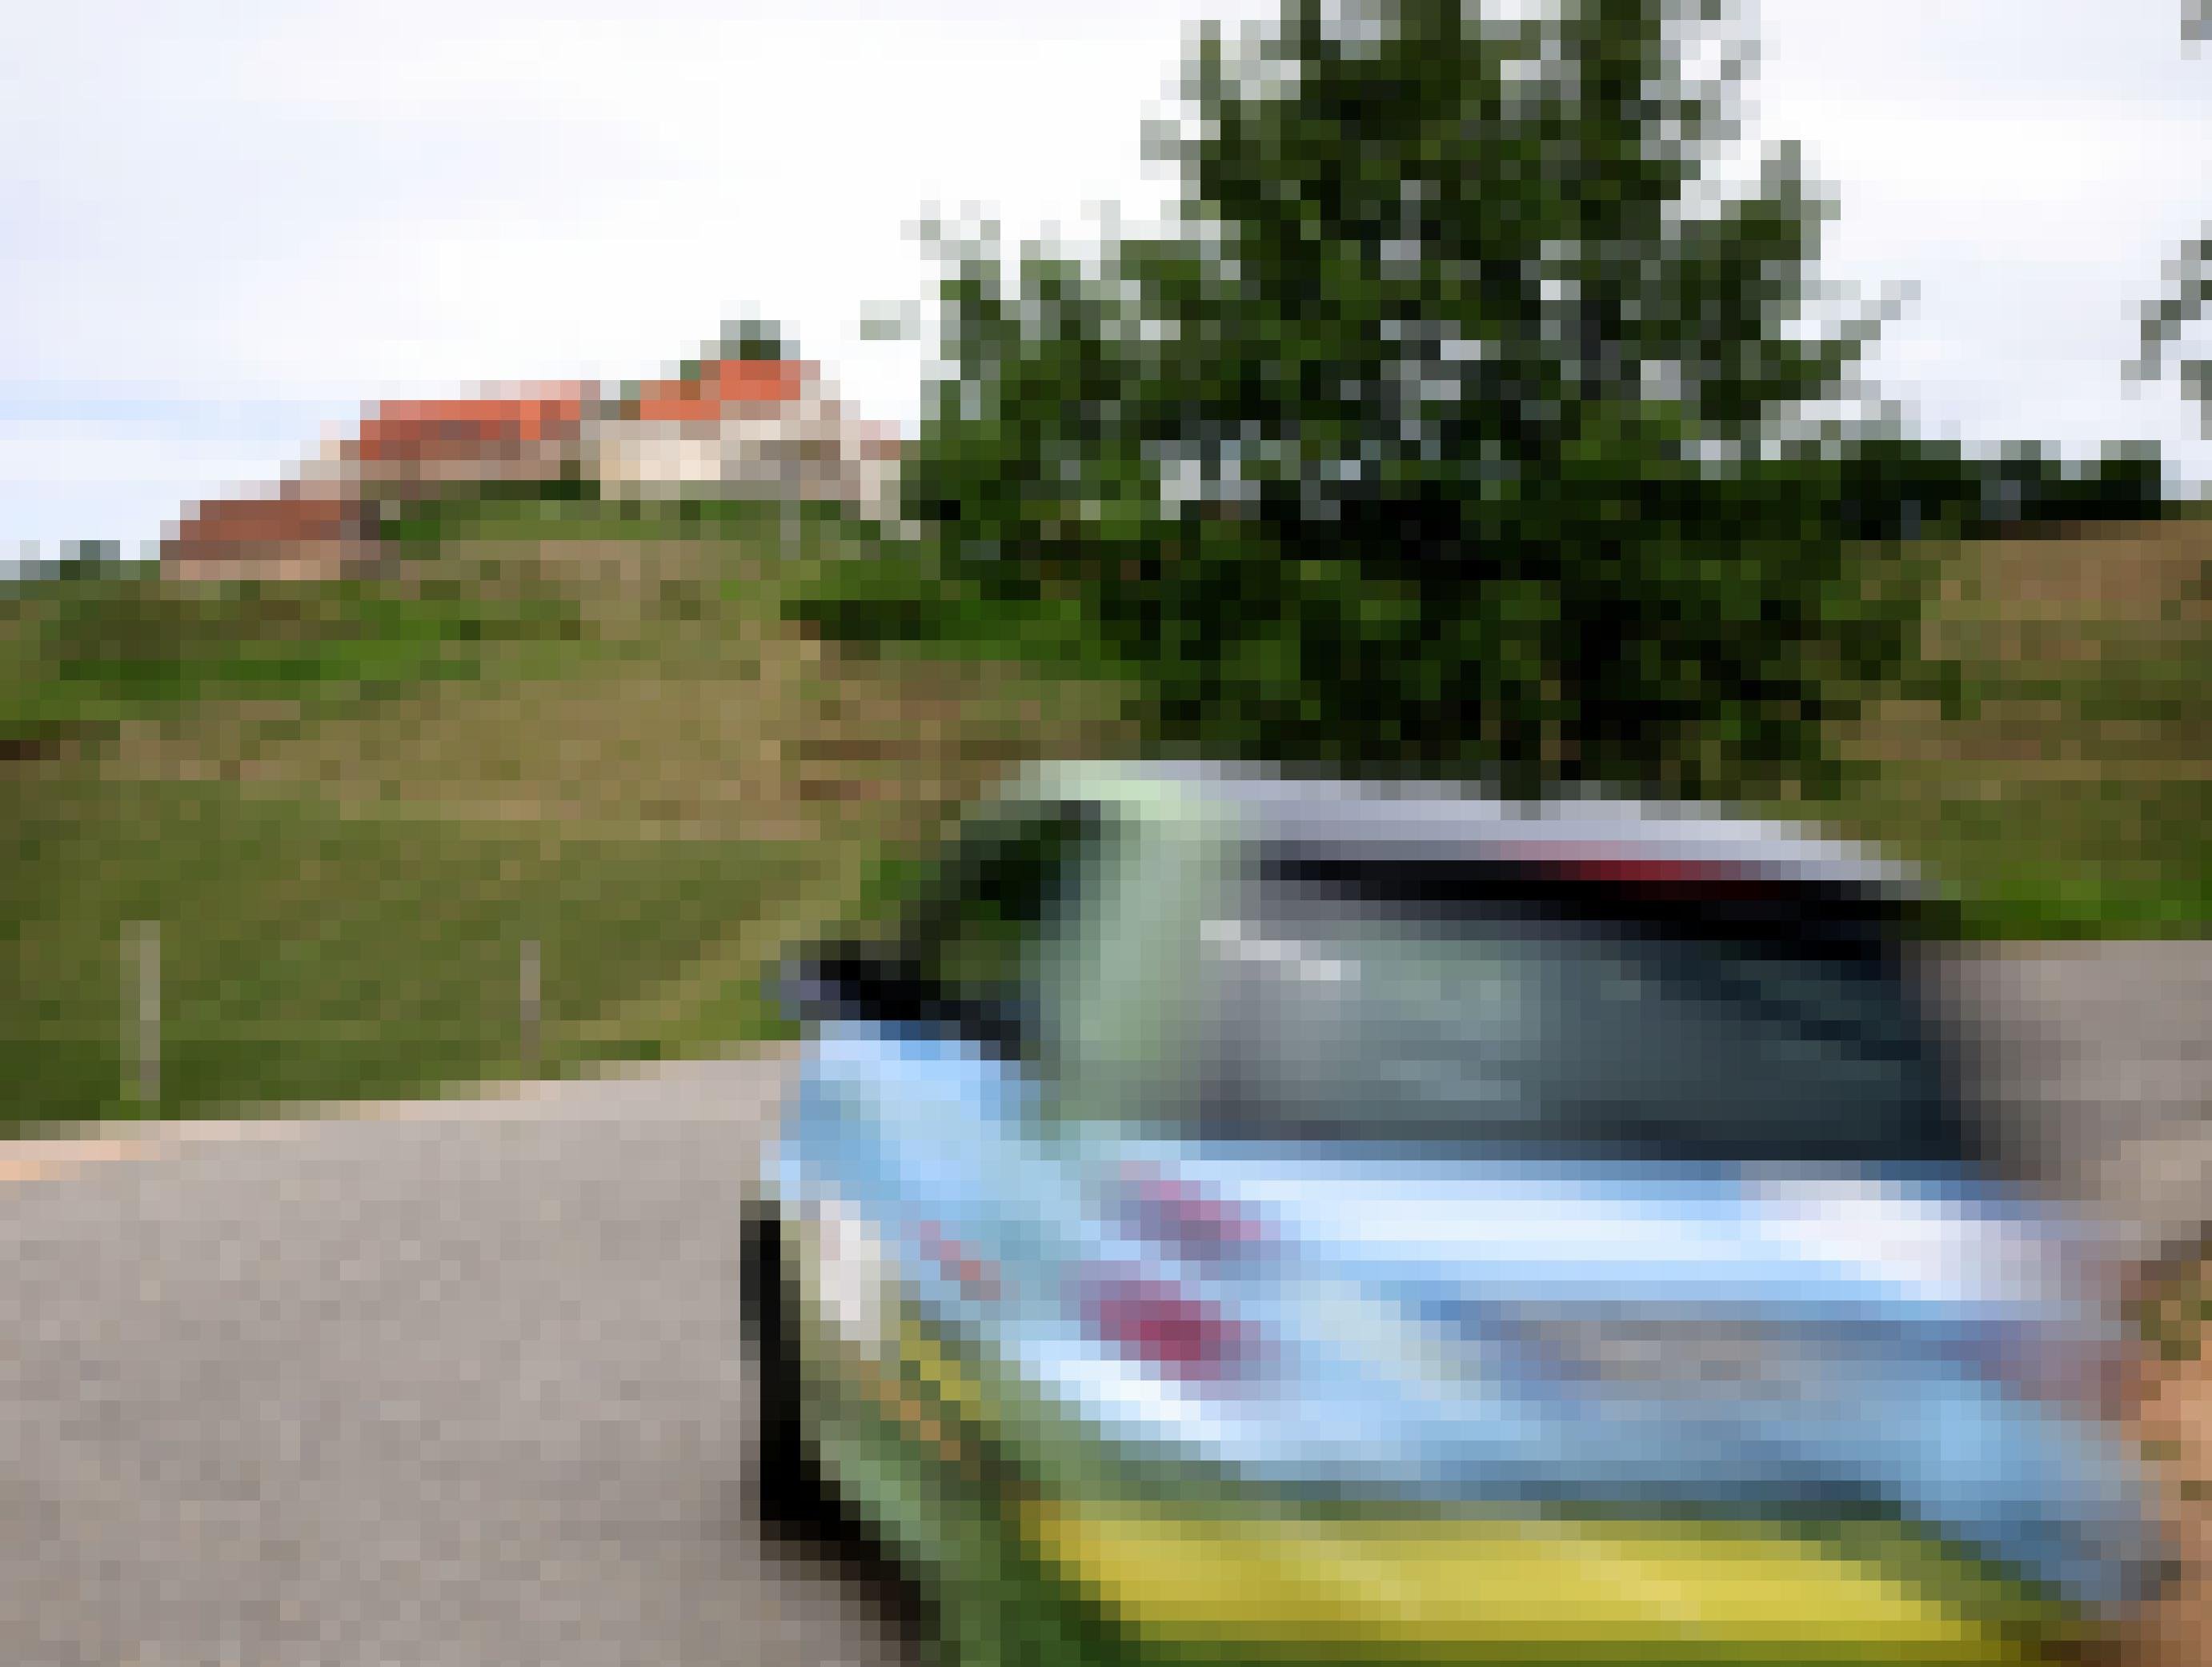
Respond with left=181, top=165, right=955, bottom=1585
left=1825, top=513, right=2210, bottom=937
left=1, top=496, right=2204, bottom=1135
left=0, top=499, right=1140, bottom=1133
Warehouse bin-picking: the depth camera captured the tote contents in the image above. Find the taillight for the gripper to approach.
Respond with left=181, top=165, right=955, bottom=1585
left=1116, top=1161, right=1273, bottom=1267
left=1962, top=1318, right=2131, bottom=1423
left=1073, top=1269, right=1260, bottom=1384
left=1990, top=1248, right=2139, bottom=1422
left=1483, top=844, right=1781, bottom=896
left=915, top=1220, right=1002, bottom=1303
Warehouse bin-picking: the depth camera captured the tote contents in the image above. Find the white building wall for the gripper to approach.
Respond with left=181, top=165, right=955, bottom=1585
left=591, top=389, right=900, bottom=519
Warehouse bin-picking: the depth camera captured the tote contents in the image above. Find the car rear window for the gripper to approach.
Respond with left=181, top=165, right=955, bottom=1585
left=1177, top=848, right=1973, bottom=1164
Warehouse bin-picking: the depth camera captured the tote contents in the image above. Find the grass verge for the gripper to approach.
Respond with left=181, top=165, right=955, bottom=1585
left=0, top=770, right=817, bottom=1132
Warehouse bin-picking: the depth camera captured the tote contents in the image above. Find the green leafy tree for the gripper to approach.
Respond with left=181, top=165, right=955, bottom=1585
left=705, top=317, right=796, bottom=367
left=900, top=0, right=1942, bottom=797
left=2131, top=246, right=2209, bottom=426
left=2127, top=5, right=2209, bottom=431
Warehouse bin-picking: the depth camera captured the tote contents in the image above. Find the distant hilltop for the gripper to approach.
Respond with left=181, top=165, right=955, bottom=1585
left=161, top=358, right=904, bottom=580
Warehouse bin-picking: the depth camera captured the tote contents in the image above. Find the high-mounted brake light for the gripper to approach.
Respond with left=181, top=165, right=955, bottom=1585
left=1486, top=844, right=1776, bottom=892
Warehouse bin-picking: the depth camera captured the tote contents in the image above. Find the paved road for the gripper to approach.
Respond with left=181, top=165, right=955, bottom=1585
left=2, top=948, right=2206, bottom=1667
left=1931, top=942, right=2212, bottom=1260
left=0, top=1054, right=920, bottom=1667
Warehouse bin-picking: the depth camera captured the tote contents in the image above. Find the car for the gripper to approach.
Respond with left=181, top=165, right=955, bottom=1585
left=744, top=759, right=2169, bottom=1667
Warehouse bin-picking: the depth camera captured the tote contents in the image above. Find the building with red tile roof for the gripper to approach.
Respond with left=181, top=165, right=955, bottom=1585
left=593, top=359, right=900, bottom=518
left=162, top=359, right=902, bottom=579
left=630, top=359, right=808, bottom=425
left=160, top=486, right=380, bottom=581
left=343, top=384, right=590, bottom=495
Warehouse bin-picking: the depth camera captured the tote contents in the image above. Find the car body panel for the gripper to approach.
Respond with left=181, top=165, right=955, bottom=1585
left=755, top=763, right=2166, bottom=1662
left=1013, top=1498, right=2061, bottom=1664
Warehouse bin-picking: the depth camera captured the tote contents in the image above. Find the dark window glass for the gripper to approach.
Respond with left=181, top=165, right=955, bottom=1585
left=892, top=803, right=1104, bottom=1051
left=1182, top=851, right=1970, bottom=1164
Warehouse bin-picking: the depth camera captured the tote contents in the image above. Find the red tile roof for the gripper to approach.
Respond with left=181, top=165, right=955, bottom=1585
left=632, top=359, right=810, bottom=423
left=166, top=490, right=363, bottom=551
left=348, top=386, right=587, bottom=464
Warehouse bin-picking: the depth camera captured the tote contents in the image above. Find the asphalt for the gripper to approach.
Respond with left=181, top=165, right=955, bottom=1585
left=1929, top=942, right=2212, bottom=1259
left=1, top=946, right=2206, bottom=1667
left=0, top=1053, right=920, bottom=1667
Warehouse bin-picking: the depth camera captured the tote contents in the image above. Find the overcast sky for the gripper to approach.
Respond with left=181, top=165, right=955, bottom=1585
left=3, top=0, right=2206, bottom=558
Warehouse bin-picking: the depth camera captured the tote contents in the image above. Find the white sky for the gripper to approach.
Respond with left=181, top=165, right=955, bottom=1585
left=3, top=0, right=2207, bottom=556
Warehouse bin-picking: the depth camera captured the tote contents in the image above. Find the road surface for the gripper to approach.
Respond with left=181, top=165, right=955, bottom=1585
left=1, top=946, right=2206, bottom=1667
left=0, top=1053, right=922, bottom=1667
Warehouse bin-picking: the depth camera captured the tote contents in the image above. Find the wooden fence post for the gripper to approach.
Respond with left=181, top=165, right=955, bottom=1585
left=126, top=920, right=159, bottom=1108
left=520, top=937, right=541, bottom=1070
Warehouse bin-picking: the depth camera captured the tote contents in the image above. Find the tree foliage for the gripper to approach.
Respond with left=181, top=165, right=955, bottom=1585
left=2128, top=6, right=2210, bottom=428
left=2132, top=230, right=2210, bottom=423
left=891, top=0, right=2142, bottom=797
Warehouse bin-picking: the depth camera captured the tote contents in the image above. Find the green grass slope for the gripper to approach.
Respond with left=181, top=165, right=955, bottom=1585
left=1, top=499, right=2203, bottom=1134
left=1, top=499, right=1140, bottom=1133
left=1821, top=516, right=2210, bottom=937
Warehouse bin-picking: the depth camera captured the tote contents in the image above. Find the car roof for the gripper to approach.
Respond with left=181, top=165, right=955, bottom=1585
left=1009, top=759, right=1923, bottom=896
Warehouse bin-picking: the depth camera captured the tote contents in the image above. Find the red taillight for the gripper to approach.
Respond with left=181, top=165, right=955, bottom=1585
left=1118, top=1162, right=1272, bottom=1266
left=915, top=1220, right=1001, bottom=1302
left=2018, top=1344, right=2136, bottom=1425
left=1075, top=1270, right=1256, bottom=1383
left=1962, top=1319, right=2131, bottom=1423
left=1486, top=844, right=1780, bottom=896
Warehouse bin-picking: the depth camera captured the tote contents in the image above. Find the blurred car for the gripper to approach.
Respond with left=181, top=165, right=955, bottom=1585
left=744, top=760, right=2167, bottom=1666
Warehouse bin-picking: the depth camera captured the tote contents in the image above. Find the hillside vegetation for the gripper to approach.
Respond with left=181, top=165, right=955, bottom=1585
left=1, top=499, right=2205, bottom=1135
left=1, top=499, right=1140, bottom=1134
left=1827, top=514, right=2210, bottom=936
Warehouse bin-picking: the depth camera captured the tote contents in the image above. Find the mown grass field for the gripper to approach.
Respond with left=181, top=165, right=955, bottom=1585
left=1, top=499, right=1140, bottom=1134
left=1824, top=515, right=2210, bottom=937
left=2, top=497, right=2204, bottom=1134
